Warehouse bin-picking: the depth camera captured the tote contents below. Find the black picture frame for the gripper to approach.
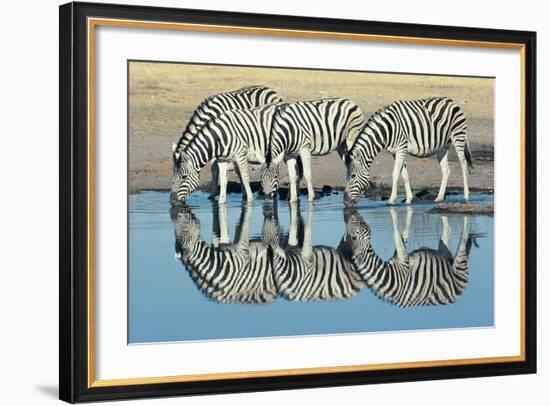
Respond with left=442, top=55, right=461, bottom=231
left=59, top=1, right=537, bottom=403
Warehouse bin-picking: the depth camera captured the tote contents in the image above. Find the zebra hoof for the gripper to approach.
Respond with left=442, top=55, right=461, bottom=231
left=404, top=200, right=413, bottom=205
left=434, top=197, right=445, bottom=203
left=387, top=201, right=397, bottom=206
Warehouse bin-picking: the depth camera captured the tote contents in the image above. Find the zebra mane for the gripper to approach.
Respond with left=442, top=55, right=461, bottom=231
left=201, top=85, right=268, bottom=104
left=176, top=85, right=273, bottom=154
left=294, top=97, right=341, bottom=104
left=347, top=104, right=390, bottom=153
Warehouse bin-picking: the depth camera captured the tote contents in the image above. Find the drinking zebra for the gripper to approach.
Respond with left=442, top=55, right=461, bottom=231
left=344, top=97, right=473, bottom=206
left=262, top=98, right=365, bottom=203
left=172, top=85, right=282, bottom=199
left=172, top=204, right=276, bottom=304
left=343, top=207, right=477, bottom=307
left=170, top=103, right=280, bottom=204
left=263, top=202, right=364, bottom=302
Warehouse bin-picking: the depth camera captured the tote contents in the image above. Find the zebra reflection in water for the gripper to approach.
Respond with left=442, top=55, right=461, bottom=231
left=263, top=203, right=364, bottom=302
left=172, top=203, right=480, bottom=307
left=344, top=207, right=479, bottom=307
left=172, top=202, right=362, bottom=304
left=172, top=204, right=276, bottom=304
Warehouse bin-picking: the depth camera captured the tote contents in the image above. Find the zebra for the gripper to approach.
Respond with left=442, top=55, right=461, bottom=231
left=171, top=204, right=277, bottom=304
left=170, top=103, right=281, bottom=205
left=173, top=201, right=364, bottom=304
left=263, top=202, right=364, bottom=302
left=172, top=85, right=282, bottom=199
left=344, top=97, right=473, bottom=206
left=261, top=98, right=365, bottom=203
left=343, top=207, right=478, bottom=307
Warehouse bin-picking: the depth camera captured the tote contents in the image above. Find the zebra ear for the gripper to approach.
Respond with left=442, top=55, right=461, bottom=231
left=172, top=143, right=177, bottom=153
left=174, top=152, right=180, bottom=161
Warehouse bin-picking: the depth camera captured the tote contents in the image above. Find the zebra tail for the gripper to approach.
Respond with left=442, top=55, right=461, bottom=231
left=467, top=232, right=487, bottom=254
left=296, top=155, right=304, bottom=180
left=464, top=140, right=474, bottom=174
left=265, top=145, right=272, bottom=166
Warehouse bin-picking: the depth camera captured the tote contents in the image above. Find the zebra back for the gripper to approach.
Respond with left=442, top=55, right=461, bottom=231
left=184, top=240, right=277, bottom=304
left=182, top=103, right=281, bottom=170
left=353, top=238, right=472, bottom=308
left=269, top=98, right=365, bottom=162
left=175, top=85, right=282, bottom=155
left=351, top=97, right=469, bottom=160
left=273, top=245, right=364, bottom=302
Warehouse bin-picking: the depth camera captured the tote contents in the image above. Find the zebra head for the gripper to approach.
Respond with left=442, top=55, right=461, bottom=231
left=344, top=152, right=374, bottom=206
left=260, top=163, right=279, bottom=200
left=170, top=149, right=200, bottom=205
left=171, top=206, right=201, bottom=259
left=344, top=209, right=372, bottom=248
left=261, top=202, right=281, bottom=247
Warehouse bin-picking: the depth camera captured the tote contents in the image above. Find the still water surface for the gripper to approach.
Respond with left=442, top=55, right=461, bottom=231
left=129, top=191, right=494, bottom=344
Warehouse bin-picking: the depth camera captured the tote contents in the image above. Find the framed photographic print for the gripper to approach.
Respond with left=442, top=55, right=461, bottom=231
left=59, top=1, right=537, bottom=403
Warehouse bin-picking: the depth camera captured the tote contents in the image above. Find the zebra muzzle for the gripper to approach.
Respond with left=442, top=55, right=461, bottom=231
left=170, top=192, right=184, bottom=206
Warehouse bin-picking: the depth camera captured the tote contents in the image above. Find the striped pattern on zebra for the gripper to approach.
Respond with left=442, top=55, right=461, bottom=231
left=172, top=202, right=364, bottom=304
left=171, top=85, right=282, bottom=200
left=263, top=203, right=364, bottom=302
left=344, top=97, right=473, bottom=206
left=172, top=205, right=276, bottom=304
left=170, top=103, right=280, bottom=204
left=262, top=98, right=365, bottom=203
left=344, top=207, right=474, bottom=307
left=172, top=201, right=478, bottom=306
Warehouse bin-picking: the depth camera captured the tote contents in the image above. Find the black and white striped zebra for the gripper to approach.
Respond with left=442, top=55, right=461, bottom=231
left=172, top=204, right=276, bottom=304
left=172, top=85, right=282, bottom=199
left=172, top=202, right=363, bottom=304
left=343, top=207, right=476, bottom=307
left=263, top=203, right=364, bottom=302
left=170, top=103, right=280, bottom=204
left=344, top=97, right=473, bottom=206
left=262, top=98, right=365, bottom=202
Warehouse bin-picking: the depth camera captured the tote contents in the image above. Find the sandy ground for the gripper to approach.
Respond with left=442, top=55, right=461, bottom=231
left=129, top=62, right=494, bottom=192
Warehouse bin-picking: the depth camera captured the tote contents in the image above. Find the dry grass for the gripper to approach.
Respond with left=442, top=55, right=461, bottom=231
left=129, top=62, right=494, bottom=137
left=129, top=61, right=494, bottom=190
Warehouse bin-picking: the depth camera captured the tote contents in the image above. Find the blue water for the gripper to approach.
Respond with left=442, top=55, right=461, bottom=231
left=129, top=191, right=494, bottom=344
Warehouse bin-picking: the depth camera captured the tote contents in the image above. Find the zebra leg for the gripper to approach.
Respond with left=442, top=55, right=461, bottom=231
left=388, top=153, right=406, bottom=205
left=301, top=205, right=314, bottom=261
left=212, top=204, right=221, bottom=247
left=455, top=215, right=470, bottom=256
left=441, top=215, right=450, bottom=248
left=390, top=207, right=407, bottom=261
left=209, top=161, right=219, bottom=200
left=286, top=158, right=299, bottom=203
left=400, top=163, right=414, bottom=204
left=234, top=156, right=254, bottom=202
left=435, top=148, right=451, bottom=202
left=288, top=202, right=300, bottom=247
left=217, top=161, right=230, bottom=204
left=402, top=206, right=414, bottom=245
left=234, top=203, right=252, bottom=249
left=299, top=149, right=315, bottom=201
left=452, top=216, right=471, bottom=287
left=218, top=203, right=230, bottom=245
